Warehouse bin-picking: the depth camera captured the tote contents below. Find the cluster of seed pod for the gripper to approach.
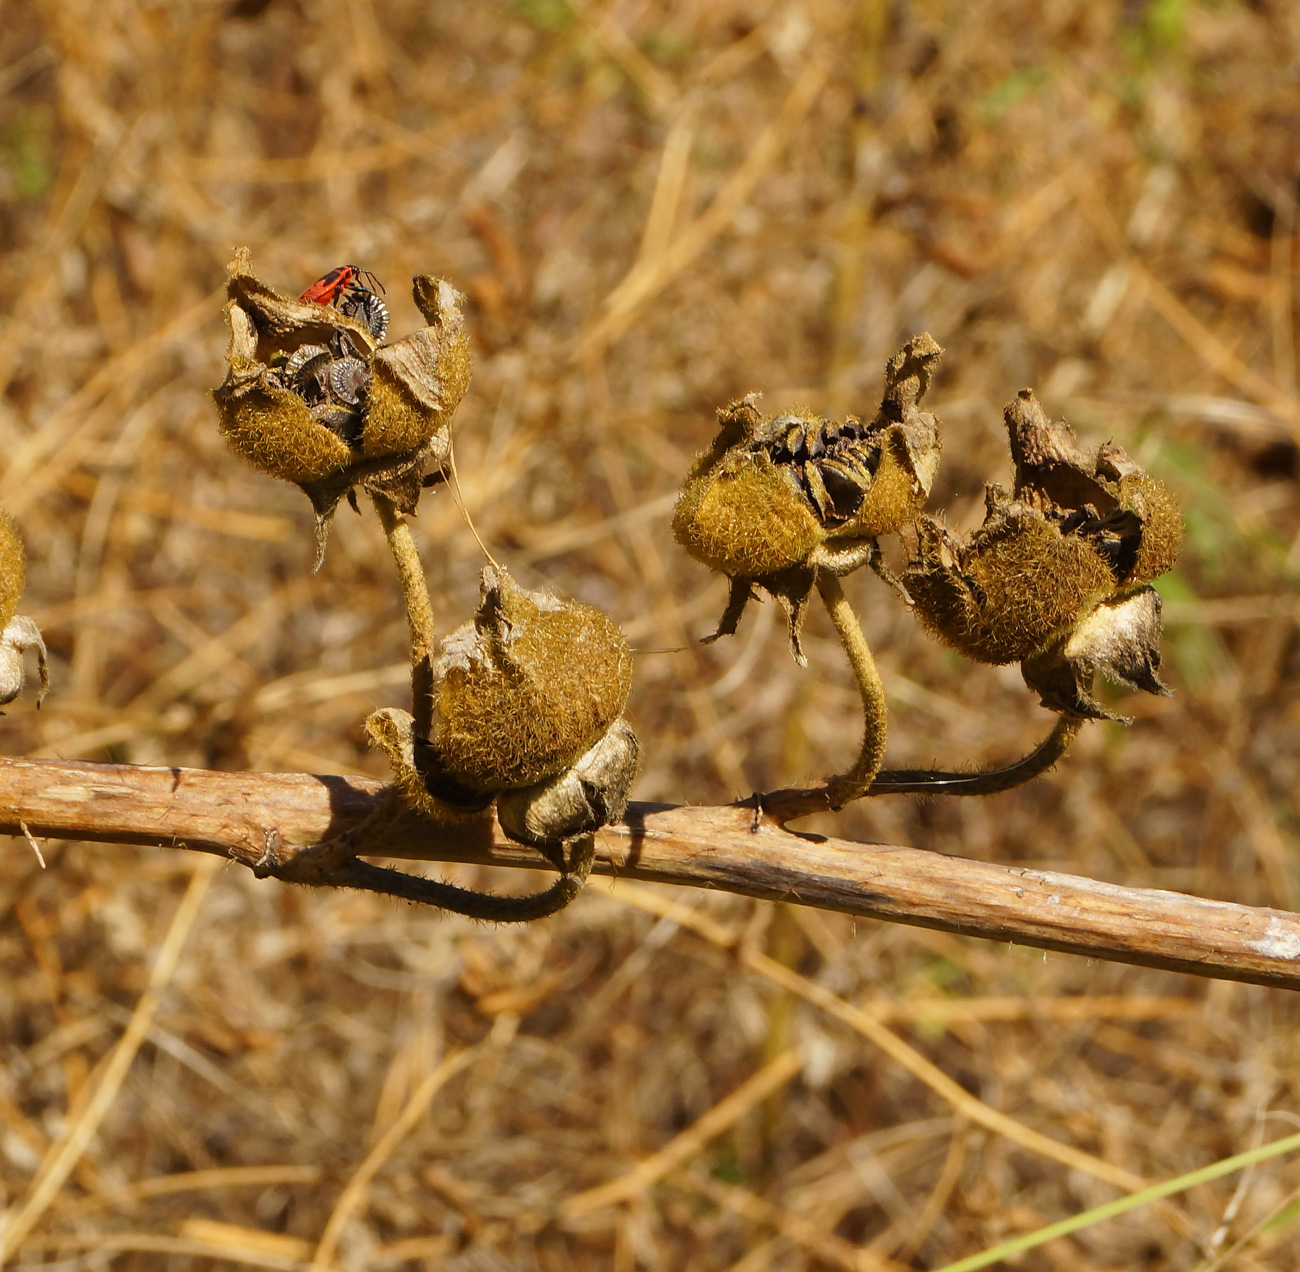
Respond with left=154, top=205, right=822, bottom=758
left=213, top=258, right=641, bottom=913
left=268, top=290, right=389, bottom=446
left=673, top=334, right=1184, bottom=800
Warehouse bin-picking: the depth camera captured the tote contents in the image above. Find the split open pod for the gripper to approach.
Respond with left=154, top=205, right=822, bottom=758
left=906, top=389, right=1183, bottom=720
left=212, top=248, right=471, bottom=566
left=673, top=333, right=943, bottom=664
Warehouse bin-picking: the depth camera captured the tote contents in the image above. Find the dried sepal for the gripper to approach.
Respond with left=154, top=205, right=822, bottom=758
left=1021, top=587, right=1170, bottom=721
left=419, top=567, right=634, bottom=799
left=1006, top=389, right=1183, bottom=586
left=497, top=717, right=640, bottom=850
left=673, top=333, right=943, bottom=662
left=906, top=389, right=1182, bottom=718
left=0, top=617, right=47, bottom=708
left=0, top=512, right=48, bottom=708
left=363, top=277, right=472, bottom=458
left=363, top=706, right=487, bottom=822
left=212, top=248, right=471, bottom=566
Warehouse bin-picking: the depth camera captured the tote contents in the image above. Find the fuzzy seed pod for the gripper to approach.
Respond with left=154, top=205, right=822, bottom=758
left=673, top=333, right=943, bottom=662
left=906, top=493, right=1117, bottom=665
left=417, top=566, right=634, bottom=804
left=213, top=249, right=471, bottom=566
left=906, top=390, right=1182, bottom=718
left=0, top=511, right=48, bottom=708
left=365, top=569, right=638, bottom=849
left=0, top=510, right=23, bottom=635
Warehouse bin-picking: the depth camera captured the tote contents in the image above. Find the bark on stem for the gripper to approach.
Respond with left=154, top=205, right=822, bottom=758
left=815, top=571, right=887, bottom=809
left=3, top=755, right=1300, bottom=991
left=370, top=492, right=436, bottom=737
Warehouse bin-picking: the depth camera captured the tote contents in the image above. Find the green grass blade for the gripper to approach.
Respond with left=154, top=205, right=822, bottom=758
left=930, top=1130, right=1300, bottom=1272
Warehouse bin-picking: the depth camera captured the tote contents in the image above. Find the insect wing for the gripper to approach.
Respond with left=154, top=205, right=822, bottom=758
left=299, top=265, right=359, bottom=306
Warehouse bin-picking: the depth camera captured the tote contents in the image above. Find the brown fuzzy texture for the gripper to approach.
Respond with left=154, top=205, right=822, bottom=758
left=364, top=707, right=484, bottom=822
left=907, top=500, right=1116, bottom=665
left=673, top=436, right=824, bottom=578
left=214, top=354, right=354, bottom=484
left=908, top=390, right=1182, bottom=693
left=1118, top=472, right=1185, bottom=584
left=425, top=568, right=634, bottom=794
left=1008, top=389, right=1183, bottom=588
left=673, top=336, right=944, bottom=661
left=0, top=510, right=25, bottom=632
left=841, top=428, right=928, bottom=537
left=674, top=336, right=943, bottom=584
left=850, top=331, right=944, bottom=536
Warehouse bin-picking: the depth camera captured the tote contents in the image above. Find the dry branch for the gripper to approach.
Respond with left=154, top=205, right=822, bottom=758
left=3, top=755, right=1300, bottom=991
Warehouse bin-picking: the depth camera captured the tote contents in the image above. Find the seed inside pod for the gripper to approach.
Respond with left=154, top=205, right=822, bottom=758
left=340, top=290, right=389, bottom=343
left=329, top=357, right=370, bottom=406
left=280, top=344, right=332, bottom=399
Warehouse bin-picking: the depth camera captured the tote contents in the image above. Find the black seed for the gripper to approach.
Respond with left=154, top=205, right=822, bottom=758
left=818, top=462, right=867, bottom=521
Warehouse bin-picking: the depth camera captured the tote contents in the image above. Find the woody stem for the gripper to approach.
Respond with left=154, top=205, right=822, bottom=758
left=370, top=493, right=437, bottom=738
left=816, top=571, right=887, bottom=808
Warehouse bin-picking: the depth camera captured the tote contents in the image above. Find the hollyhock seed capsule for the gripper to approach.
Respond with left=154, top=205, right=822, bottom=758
left=213, top=249, right=471, bottom=566
left=415, top=566, right=635, bottom=806
left=365, top=568, right=639, bottom=849
left=906, top=390, right=1182, bottom=719
left=673, top=333, right=943, bottom=662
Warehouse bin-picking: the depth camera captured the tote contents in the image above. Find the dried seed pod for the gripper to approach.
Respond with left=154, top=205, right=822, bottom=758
left=415, top=566, right=635, bottom=805
left=906, top=492, right=1117, bottom=665
left=0, top=511, right=48, bottom=708
left=213, top=248, right=471, bottom=566
left=497, top=717, right=640, bottom=849
left=1005, top=389, right=1184, bottom=587
left=673, top=333, right=943, bottom=662
left=906, top=389, right=1182, bottom=718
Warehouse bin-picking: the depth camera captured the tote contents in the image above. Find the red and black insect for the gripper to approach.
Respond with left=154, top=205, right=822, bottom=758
left=300, top=265, right=389, bottom=344
left=299, top=264, right=384, bottom=307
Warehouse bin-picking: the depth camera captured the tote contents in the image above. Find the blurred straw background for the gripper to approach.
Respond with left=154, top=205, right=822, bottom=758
left=2, top=1, right=1299, bottom=1267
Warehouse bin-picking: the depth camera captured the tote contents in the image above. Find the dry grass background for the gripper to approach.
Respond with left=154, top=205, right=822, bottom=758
left=1, top=0, right=1299, bottom=1268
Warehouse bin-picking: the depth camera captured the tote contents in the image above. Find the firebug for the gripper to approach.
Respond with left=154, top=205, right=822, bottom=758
left=299, top=265, right=385, bottom=307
